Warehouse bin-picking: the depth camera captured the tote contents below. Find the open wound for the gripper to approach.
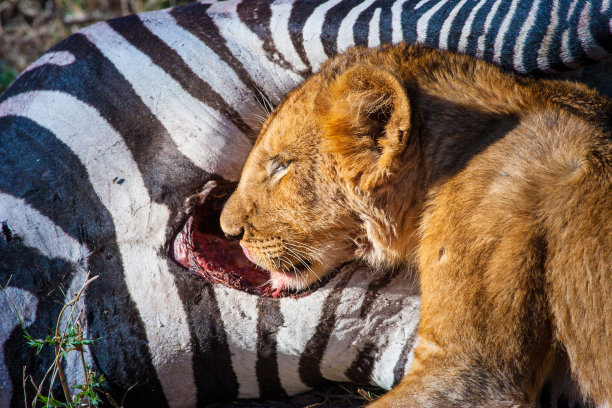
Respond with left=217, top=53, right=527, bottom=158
left=169, top=180, right=335, bottom=298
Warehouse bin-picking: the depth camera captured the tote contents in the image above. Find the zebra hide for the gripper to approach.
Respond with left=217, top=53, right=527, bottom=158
left=1, top=1, right=611, bottom=407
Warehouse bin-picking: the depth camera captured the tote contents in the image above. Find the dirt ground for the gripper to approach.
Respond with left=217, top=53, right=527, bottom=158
left=0, top=1, right=379, bottom=406
left=0, top=0, right=192, bottom=92
left=210, top=384, right=379, bottom=408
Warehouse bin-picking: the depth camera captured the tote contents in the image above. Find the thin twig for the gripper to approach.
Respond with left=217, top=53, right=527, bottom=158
left=53, top=273, right=98, bottom=402
left=22, top=367, right=27, bottom=408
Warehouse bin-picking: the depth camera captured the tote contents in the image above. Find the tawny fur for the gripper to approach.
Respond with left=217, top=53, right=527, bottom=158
left=220, top=44, right=612, bottom=406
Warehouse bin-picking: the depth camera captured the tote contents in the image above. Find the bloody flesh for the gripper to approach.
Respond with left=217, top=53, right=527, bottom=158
left=171, top=215, right=280, bottom=297
left=191, top=225, right=272, bottom=292
left=169, top=182, right=339, bottom=298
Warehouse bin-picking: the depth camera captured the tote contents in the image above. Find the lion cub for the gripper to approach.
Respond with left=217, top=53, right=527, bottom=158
left=220, top=44, right=611, bottom=406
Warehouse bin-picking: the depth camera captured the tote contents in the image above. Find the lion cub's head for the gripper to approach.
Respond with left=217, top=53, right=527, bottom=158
left=221, top=52, right=421, bottom=292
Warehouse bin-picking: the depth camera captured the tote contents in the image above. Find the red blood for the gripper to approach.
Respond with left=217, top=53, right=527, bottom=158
left=169, top=193, right=337, bottom=298
left=171, top=216, right=279, bottom=297
left=191, top=228, right=269, bottom=288
left=272, top=287, right=283, bottom=299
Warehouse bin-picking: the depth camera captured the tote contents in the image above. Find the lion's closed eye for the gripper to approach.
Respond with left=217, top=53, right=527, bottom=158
left=274, top=162, right=288, bottom=173
left=268, top=158, right=292, bottom=180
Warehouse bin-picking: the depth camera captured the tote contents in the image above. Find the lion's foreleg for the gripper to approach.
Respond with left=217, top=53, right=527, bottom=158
left=370, top=198, right=557, bottom=406
left=369, top=348, right=535, bottom=408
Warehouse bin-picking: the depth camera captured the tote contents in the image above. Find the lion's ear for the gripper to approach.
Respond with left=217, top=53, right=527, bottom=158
left=316, top=64, right=413, bottom=191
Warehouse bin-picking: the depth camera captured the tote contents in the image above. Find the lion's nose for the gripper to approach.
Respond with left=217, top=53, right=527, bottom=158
left=220, top=194, right=246, bottom=240
left=224, top=227, right=244, bottom=241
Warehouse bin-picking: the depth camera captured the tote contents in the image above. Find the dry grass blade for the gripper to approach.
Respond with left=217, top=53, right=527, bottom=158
left=356, top=388, right=376, bottom=403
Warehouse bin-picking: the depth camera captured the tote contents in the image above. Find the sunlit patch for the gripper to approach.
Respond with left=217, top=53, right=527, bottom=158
left=169, top=181, right=338, bottom=298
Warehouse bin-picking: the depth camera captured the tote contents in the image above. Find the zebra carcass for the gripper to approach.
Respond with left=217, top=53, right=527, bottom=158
left=1, top=1, right=611, bottom=407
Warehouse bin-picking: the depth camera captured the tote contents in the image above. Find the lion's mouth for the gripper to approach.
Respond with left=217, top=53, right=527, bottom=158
left=168, top=181, right=338, bottom=298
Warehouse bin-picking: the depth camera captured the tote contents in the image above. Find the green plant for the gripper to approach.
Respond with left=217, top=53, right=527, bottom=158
left=2, top=273, right=117, bottom=408
left=0, top=63, right=17, bottom=94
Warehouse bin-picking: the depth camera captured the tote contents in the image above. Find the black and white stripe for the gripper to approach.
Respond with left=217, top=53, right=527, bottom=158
left=2, top=1, right=609, bottom=407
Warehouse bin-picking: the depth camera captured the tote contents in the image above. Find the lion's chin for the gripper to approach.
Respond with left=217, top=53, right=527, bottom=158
left=269, top=271, right=301, bottom=297
left=268, top=270, right=318, bottom=298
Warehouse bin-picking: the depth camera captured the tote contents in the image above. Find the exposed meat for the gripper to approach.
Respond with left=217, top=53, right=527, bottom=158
left=169, top=181, right=336, bottom=298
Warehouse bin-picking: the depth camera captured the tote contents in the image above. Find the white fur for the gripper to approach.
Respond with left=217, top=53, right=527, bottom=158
left=81, top=22, right=253, bottom=181
left=270, top=0, right=309, bottom=72
left=536, top=0, right=560, bottom=73
left=567, top=0, right=579, bottom=21
left=206, top=1, right=303, bottom=101
left=578, top=2, right=608, bottom=61
left=60, top=267, right=95, bottom=397
left=560, top=0, right=582, bottom=70
left=141, top=11, right=265, bottom=132
left=476, top=0, right=504, bottom=59
left=302, top=0, right=344, bottom=72
left=457, top=0, right=489, bottom=53
left=492, top=0, right=520, bottom=65
left=337, top=0, right=378, bottom=52
left=368, top=8, right=382, bottom=48
left=275, top=280, right=330, bottom=395
left=0, top=288, right=37, bottom=408
left=391, top=0, right=411, bottom=44
left=19, top=51, right=76, bottom=77
left=319, top=267, right=373, bottom=383
left=0, top=193, right=88, bottom=264
left=561, top=28, right=582, bottom=69
left=416, top=0, right=451, bottom=44
left=512, top=0, right=542, bottom=73
left=0, top=91, right=197, bottom=408
left=438, top=0, right=470, bottom=50
left=368, top=275, right=420, bottom=390
left=213, top=286, right=260, bottom=398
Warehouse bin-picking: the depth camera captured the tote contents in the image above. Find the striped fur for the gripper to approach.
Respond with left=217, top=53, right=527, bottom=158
left=1, top=1, right=611, bottom=407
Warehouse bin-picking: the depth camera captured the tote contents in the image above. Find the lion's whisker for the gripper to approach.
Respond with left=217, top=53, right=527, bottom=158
left=283, top=246, right=322, bottom=282
left=282, top=238, right=322, bottom=253
left=279, top=255, right=307, bottom=291
left=282, top=241, right=324, bottom=263
left=283, top=244, right=322, bottom=263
